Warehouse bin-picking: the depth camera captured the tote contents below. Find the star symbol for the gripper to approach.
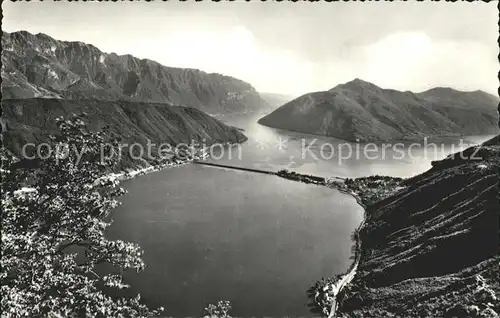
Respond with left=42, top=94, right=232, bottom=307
left=275, top=137, right=289, bottom=153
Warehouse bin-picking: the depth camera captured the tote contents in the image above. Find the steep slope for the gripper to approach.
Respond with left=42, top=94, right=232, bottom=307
left=1, top=31, right=270, bottom=114
left=337, top=136, right=499, bottom=317
left=259, top=92, right=295, bottom=109
left=2, top=98, right=247, bottom=170
left=258, top=79, right=499, bottom=142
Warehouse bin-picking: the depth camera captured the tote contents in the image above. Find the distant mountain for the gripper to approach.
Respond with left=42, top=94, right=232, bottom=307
left=259, top=92, right=295, bottom=109
left=1, top=31, right=270, bottom=114
left=2, top=98, right=247, bottom=170
left=258, top=78, right=499, bottom=142
left=338, top=135, right=499, bottom=317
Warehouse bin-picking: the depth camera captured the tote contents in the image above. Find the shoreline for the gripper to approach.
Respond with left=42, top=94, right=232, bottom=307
left=322, top=175, right=405, bottom=317
left=108, top=146, right=215, bottom=182
left=323, top=183, right=367, bottom=318
left=324, top=138, right=500, bottom=317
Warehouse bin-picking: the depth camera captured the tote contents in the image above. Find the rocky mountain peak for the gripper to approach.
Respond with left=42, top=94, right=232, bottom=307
left=2, top=30, right=270, bottom=114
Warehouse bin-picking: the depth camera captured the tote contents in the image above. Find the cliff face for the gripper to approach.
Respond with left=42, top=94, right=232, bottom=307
left=1, top=31, right=270, bottom=114
left=339, top=136, right=499, bottom=317
left=258, top=79, right=499, bottom=142
left=2, top=98, right=247, bottom=170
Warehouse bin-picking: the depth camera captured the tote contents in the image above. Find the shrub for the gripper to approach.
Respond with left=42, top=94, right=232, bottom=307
left=203, top=300, right=232, bottom=318
left=1, top=114, right=162, bottom=317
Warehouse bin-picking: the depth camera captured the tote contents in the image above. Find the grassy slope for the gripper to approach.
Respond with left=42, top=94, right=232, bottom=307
left=337, top=136, right=499, bottom=317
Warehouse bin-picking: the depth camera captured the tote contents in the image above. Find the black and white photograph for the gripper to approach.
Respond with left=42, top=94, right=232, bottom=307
left=1, top=1, right=499, bottom=317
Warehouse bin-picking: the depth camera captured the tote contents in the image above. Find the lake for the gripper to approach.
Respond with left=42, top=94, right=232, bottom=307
left=107, top=111, right=494, bottom=317
left=209, top=112, right=495, bottom=178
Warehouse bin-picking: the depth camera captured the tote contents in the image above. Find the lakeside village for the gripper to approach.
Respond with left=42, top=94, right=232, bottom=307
left=276, top=169, right=328, bottom=185
left=111, top=143, right=213, bottom=180
left=276, top=169, right=404, bottom=207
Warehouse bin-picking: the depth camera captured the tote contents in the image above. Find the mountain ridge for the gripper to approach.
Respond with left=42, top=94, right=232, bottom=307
left=1, top=30, right=270, bottom=114
left=258, top=78, right=499, bottom=142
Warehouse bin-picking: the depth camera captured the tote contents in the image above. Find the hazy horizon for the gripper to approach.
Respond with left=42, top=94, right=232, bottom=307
left=2, top=1, right=498, bottom=96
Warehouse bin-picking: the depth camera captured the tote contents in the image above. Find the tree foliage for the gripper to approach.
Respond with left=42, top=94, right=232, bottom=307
left=1, top=114, right=162, bottom=317
left=203, top=300, right=232, bottom=318
left=307, top=274, right=344, bottom=317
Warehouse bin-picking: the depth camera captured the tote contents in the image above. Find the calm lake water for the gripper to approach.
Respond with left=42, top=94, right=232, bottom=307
left=210, top=112, right=495, bottom=178
left=107, top=111, right=494, bottom=317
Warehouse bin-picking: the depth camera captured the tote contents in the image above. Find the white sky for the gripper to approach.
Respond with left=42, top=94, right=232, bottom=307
left=2, top=1, right=498, bottom=96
